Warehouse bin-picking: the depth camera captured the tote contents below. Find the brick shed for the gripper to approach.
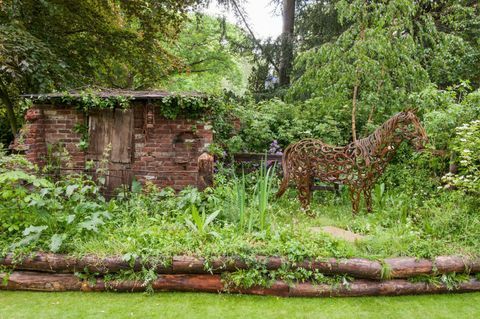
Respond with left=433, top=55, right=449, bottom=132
left=11, top=90, right=214, bottom=194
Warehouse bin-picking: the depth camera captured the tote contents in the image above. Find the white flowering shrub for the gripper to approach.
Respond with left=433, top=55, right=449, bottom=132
left=442, top=120, right=480, bottom=193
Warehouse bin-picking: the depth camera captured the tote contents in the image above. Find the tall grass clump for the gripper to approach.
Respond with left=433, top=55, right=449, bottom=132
left=254, top=161, right=276, bottom=232
left=233, top=170, right=247, bottom=231
left=231, top=160, right=277, bottom=233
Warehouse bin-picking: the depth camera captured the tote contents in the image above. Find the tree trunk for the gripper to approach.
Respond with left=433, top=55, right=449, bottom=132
left=230, top=0, right=280, bottom=74
left=351, top=25, right=366, bottom=142
left=0, top=78, right=18, bottom=135
left=279, top=0, right=296, bottom=86
left=351, top=81, right=359, bottom=142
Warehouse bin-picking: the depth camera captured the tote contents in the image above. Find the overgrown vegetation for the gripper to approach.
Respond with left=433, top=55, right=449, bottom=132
left=1, top=0, right=479, bottom=291
left=1, top=144, right=479, bottom=288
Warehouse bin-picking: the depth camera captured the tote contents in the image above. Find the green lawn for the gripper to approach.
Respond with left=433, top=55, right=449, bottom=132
left=1, top=291, right=480, bottom=319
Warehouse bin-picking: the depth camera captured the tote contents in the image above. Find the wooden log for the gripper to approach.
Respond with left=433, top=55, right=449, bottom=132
left=88, top=275, right=225, bottom=293
left=172, top=256, right=251, bottom=273
left=172, top=256, right=208, bottom=273
left=0, top=271, right=83, bottom=292
left=297, top=258, right=383, bottom=279
left=2, top=253, right=479, bottom=279
left=170, top=256, right=284, bottom=273
left=385, top=256, right=480, bottom=278
left=289, top=278, right=480, bottom=297
left=197, top=152, right=214, bottom=190
left=385, top=257, right=434, bottom=278
left=0, top=253, right=172, bottom=275
left=0, top=253, right=78, bottom=273
left=153, top=274, right=224, bottom=293
left=2, top=271, right=480, bottom=297
left=232, top=280, right=290, bottom=297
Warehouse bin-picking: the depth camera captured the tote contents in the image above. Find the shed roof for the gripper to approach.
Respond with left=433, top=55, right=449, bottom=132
left=22, top=89, right=206, bottom=101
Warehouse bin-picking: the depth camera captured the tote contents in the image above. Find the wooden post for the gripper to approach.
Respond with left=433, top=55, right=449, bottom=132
left=197, top=152, right=214, bottom=190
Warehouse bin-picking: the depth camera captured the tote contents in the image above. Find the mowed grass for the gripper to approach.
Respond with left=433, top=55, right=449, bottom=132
left=1, top=291, right=480, bottom=319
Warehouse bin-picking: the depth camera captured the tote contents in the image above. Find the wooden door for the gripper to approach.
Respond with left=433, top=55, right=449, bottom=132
left=87, top=109, right=134, bottom=195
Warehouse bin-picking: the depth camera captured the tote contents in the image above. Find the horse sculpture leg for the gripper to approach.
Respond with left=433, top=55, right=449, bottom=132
left=364, top=188, right=373, bottom=212
left=349, top=188, right=361, bottom=214
left=276, top=176, right=289, bottom=198
left=297, top=175, right=312, bottom=210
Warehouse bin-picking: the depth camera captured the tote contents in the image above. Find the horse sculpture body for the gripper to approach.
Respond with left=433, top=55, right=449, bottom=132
left=276, top=110, right=428, bottom=213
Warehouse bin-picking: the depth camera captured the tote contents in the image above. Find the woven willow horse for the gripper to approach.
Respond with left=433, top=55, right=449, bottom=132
left=276, top=110, right=428, bottom=214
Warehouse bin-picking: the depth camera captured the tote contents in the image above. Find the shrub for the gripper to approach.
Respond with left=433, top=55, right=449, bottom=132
left=442, top=120, right=480, bottom=194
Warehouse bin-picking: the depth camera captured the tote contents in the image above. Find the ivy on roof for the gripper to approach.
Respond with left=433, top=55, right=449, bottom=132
left=23, top=89, right=220, bottom=120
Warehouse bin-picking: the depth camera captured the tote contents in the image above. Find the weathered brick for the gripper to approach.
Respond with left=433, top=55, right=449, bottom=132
left=15, top=103, right=213, bottom=191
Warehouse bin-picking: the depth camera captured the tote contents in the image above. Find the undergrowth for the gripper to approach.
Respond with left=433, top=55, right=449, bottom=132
left=0, top=150, right=479, bottom=288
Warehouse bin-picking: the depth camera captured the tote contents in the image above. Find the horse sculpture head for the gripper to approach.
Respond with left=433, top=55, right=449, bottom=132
left=399, top=109, right=428, bottom=151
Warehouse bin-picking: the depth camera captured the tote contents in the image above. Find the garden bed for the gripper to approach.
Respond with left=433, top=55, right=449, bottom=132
left=1, top=253, right=480, bottom=297
left=1, top=150, right=479, bottom=298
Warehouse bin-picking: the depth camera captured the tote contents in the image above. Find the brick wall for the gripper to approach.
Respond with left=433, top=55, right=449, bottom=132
left=12, top=103, right=213, bottom=191
left=42, top=106, right=86, bottom=170
left=131, top=103, right=213, bottom=189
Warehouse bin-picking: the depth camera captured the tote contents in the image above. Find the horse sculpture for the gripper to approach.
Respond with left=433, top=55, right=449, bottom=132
left=276, top=109, right=428, bottom=214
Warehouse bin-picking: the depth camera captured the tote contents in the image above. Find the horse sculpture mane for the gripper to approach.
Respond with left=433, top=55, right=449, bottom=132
left=276, top=110, right=428, bottom=214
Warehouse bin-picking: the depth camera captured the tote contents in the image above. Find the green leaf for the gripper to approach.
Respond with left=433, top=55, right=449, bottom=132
left=66, top=215, right=75, bottom=224
left=65, top=185, right=79, bottom=197
left=22, top=225, right=48, bottom=236
left=190, top=205, right=203, bottom=229
left=131, top=179, right=142, bottom=193
left=204, top=210, right=220, bottom=228
left=49, top=234, right=66, bottom=253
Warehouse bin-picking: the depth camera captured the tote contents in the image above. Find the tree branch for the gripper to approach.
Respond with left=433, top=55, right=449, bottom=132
left=230, top=0, right=280, bottom=74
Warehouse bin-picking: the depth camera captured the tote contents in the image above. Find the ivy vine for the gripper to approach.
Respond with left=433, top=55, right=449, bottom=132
left=25, top=90, right=232, bottom=153
left=31, top=90, right=222, bottom=120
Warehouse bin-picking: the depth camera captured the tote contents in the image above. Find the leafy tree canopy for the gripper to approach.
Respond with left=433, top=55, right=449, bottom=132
left=160, top=14, right=252, bottom=95
left=0, top=0, right=212, bottom=136
left=286, top=0, right=480, bottom=139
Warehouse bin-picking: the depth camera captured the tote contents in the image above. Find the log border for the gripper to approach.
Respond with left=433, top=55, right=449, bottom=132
left=1, top=271, right=480, bottom=297
left=1, top=253, right=479, bottom=280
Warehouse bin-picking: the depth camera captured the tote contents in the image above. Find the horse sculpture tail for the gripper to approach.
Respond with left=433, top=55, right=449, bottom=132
left=276, top=144, right=292, bottom=198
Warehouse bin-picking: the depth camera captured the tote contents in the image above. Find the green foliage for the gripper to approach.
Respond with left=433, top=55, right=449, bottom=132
left=160, top=14, right=252, bottom=95
left=227, top=98, right=345, bottom=153
left=73, top=123, right=90, bottom=151
left=59, top=91, right=131, bottom=113
left=222, top=266, right=352, bottom=289
left=289, top=0, right=430, bottom=137
left=0, top=24, right=65, bottom=92
left=234, top=172, right=247, bottom=231
left=48, top=90, right=222, bottom=121
left=442, top=120, right=480, bottom=193
left=421, top=85, right=480, bottom=151
left=254, top=161, right=276, bottom=232
left=0, top=144, right=34, bottom=172
left=0, top=151, right=112, bottom=253
left=156, top=95, right=220, bottom=120
left=295, top=0, right=346, bottom=50
left=0, top=0, right=206, bottom=90
left=185, top=204, right=220, bottom=238
left=0, top=0, right=222, bottom=139
left=0, top=147, right=479, bottom=289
